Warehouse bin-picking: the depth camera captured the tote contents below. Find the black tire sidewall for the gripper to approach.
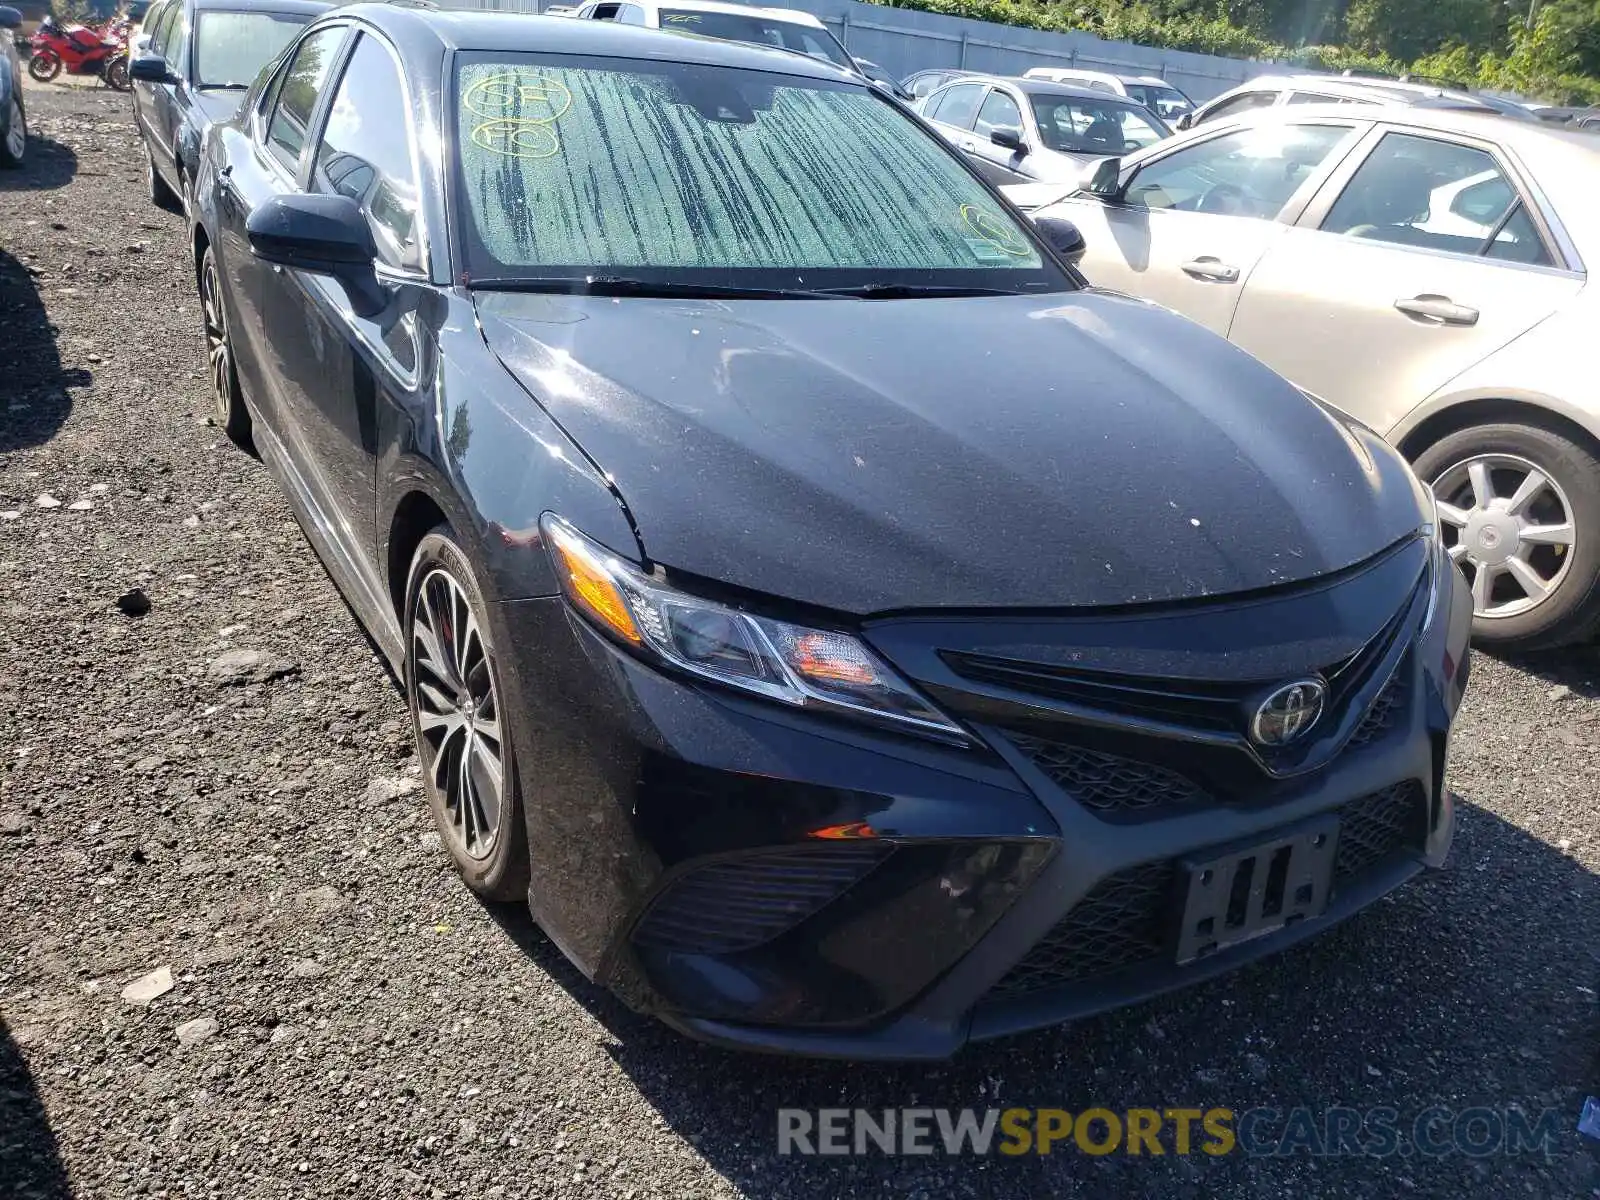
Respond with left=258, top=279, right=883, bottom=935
left=0, top=94, right=23, bottom=168
left=1414, top=422, right=1600, bottom=650
left=200, top=245, right=250, bottom=441
left=403, top=527, right=530, bottom=901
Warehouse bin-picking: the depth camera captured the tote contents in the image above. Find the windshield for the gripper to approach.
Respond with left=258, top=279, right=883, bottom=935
left=1029, top=95, right=1170, bottom=154
left=1124, top=83, right=1191, bottom=119
left=658, top=10, right=854, bottom=70
left=453, top=54, right=1071, bottom=293
left=194, top=10, right=310, bottom=89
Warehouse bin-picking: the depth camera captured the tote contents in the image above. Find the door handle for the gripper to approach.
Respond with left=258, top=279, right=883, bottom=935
left=961, top=140, right=977, bottom=152
left=1394, top=295, right=1480, bottom=326
left=1180, top=257, right=1240, bottom=283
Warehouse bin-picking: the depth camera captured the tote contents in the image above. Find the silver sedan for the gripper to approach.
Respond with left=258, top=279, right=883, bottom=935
left=1022, top=105, right=1600, bottom=650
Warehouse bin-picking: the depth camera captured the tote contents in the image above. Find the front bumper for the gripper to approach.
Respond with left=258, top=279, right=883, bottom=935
left=493, top=541, right=1471, bottom=1059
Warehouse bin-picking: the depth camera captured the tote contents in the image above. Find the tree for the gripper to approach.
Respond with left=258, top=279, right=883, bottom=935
left=1344, top=0, right=1501, bottom=59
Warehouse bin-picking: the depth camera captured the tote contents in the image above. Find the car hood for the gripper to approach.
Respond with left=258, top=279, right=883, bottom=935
left=475, top=289, right=1426, bottom=615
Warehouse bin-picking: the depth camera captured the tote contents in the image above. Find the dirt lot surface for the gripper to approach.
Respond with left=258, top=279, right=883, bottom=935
left=2, top=83, right=1598, bottom=1200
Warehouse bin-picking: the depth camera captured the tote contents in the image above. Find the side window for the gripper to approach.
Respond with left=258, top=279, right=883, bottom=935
left=266, top=27, right=344, bottom=175
left=1197, top=90, right=1278, bottom=124
left=1321, top=132, right=1551, bottom=265
left=973, top=88, right=1022, bottom=138
left=586, top=2, right=621, bottom=17
left=929, top=82, right=984, bottom=130
left=159, top=5, right=184, bottom=70
left=909, top=73, right=944, bottom=99
left=1288, top=91, right=1340, bottom=105
left=148, top=3, right=177, bottom=57
left=312, top=34, right=422, bottom=271
left=616, top=5, right=646, bottom=24
left=1128, top=123, right=1350, bottom=217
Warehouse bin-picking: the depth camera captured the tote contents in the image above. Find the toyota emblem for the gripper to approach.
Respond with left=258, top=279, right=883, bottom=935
left=1250, top=679, right=1327, bottom=747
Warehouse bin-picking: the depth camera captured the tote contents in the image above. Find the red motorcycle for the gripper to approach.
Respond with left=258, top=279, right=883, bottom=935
left=27, top=16, right=131, bottom=92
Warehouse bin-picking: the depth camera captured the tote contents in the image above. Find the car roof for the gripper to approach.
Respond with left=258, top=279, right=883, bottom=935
left=629, top=0, right=826, bottom=25
left=944, top=74, right=1143, bottom=102
left=192, top=0, right=329, bottom=13
left=331, top=3, right=856, bottom=81
left=1032, top=67, right=1176, bottom=87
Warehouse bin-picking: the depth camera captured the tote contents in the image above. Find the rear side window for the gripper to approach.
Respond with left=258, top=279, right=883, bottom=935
left=313, top=34, right=422, bottom=271
left=928, top=82, right=984, bottom=130
left=266, top=27, right=345, bottom=174
left=1321, top=132, right=1553, bottom=266
left=1199, top=90, right=1278, bottom=124
left=148, top=2, right=178, bottom=58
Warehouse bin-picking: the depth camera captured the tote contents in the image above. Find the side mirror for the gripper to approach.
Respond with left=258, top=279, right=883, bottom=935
left=1175, top=112, right=1194, bottom=131
left=990, top=126, right=1027, bottom=154
left=0, top=7, right=21, bottom=31
left=1035, top=215, right=1085, bottom=265
left=1079, top=156, right=1124, bottom=200
left=245, top=194, right=387, bottom=318
left=129, top=54, right=176, bottom=85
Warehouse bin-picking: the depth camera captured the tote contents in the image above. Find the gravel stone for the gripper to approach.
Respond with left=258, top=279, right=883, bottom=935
left=174, top=1017, right=219, bottom=1047
left=119, top=967, right=174, bottom=1007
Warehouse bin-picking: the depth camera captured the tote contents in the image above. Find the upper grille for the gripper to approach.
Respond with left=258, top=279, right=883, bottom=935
left=1007, top=734, right=1209, bottom=816
left=1349, top=668, right=1407, bottom=750
left=988, top=781, right=1425, bottom=999
left=632, top=844, right=890, bottom=956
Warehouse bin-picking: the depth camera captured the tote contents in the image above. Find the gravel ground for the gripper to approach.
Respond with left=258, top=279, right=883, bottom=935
left=1, top=83, right=1598, bottom=1200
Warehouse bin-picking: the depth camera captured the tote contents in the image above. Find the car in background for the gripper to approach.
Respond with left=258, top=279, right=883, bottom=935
left=900, top=66, right=973, bottom=100
left=1022, top=66, right=1193, bottom=121
left=918, top=74, right=1169, bottom=185
left=191, top=4, right=1468, bottom=1056
left=130, top=0, right=327, bottom=211
left=1181, top=73, right=1533, bottom=129
left=566, top=0, right=908, bottom=95
left=1030, top=104, right=1600, bottom=648
left=1, top=5, right=23, bottom=168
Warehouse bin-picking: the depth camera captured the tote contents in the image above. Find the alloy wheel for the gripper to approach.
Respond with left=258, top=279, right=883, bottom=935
left=5, top=98, right=24, bottom=162
left=200, top=255, right=232, bottom=425
left=1432, top=453, right=1575, bottom=620
left=410, top=567, right=505, bottom=861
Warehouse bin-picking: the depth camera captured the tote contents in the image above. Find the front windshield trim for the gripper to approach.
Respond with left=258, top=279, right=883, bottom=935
left=448, top=51, right=1078, bottom=296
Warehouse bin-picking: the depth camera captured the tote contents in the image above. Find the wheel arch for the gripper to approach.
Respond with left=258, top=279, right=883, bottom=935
left=1395, top=394, right=1600, bottom=465
left=386, top=489, right=452, bottom=621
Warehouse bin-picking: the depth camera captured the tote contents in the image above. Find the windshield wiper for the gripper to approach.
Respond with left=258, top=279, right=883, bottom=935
left=468, top=275, right=843, bottom=300
left=815, top=282, right=1024, bottom=299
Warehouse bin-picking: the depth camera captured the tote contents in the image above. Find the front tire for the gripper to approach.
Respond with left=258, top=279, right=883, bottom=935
left=28, top=51, right=62, bottom=83
left=198, top=244, right=250, bottom=444
left=1415, top=420, right=1600, bottom=651
left=404, top=528, right=531, bottom=901
left=0, top=94, right=25, bottom=169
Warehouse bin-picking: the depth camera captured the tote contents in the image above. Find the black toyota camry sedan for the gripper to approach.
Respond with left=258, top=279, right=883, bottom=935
left=189, top=6, right=1472, bottom=1057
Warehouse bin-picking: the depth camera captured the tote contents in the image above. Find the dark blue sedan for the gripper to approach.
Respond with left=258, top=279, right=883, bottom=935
left=188, top=5, right=1471, bottom=1057
left=130, top=0, right=327, bottom=210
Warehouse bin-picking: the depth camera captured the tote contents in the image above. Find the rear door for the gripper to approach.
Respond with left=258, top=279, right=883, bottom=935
left=133, top=1, right=179, bottom=176
left=1052, top=119, right=1364, bottom=335
left=1228, top=125, right=1585, bottom=433
left=920, top=80, right=984, bottom=159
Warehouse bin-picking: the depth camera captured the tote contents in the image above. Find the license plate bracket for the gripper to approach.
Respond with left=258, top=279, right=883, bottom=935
left=1174, top=816, right=1339, bottom=964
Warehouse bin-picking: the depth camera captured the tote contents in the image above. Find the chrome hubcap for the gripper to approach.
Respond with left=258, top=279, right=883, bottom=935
left=200, top=260, right=230, bottom=420
left=411, top=568, right=504, bottom=861
left=6, top=99, right=23, bottom=158
left=1432, top=453, right=1575, bottom=620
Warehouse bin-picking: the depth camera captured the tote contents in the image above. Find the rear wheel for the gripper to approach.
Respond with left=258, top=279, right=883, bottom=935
left=199, top=245, right=250, bottom=445
left=1415, top=421, right=1600, bottom=651
left=404, top=528, right=531, bottom=901
left=28, top=51, right=62, bottom=83
left=104, top=54, right=130, bottom=92
left=0, top=95, right=25, bottom=169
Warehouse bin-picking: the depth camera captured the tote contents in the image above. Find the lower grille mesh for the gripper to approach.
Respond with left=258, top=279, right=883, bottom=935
left=988, top=781, right=1425, bottom=999
left=633, top=844, right=890, bottom=956
left=1349, top=669, right=1408, bottom=750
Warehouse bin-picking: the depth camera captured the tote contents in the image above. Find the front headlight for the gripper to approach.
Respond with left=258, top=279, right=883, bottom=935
left=541, top=515, right=967, bottom=744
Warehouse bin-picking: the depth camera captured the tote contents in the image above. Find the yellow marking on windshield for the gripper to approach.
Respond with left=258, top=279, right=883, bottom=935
left=959, top=204, right=1031, bottom=257
left=464, top=72, right=572, bottom=160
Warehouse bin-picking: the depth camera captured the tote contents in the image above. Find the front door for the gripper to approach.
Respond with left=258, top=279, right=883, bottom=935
left=1057, top=121, right=1362, bottom=336
left=1229, top=128, right=1584, bottom=433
